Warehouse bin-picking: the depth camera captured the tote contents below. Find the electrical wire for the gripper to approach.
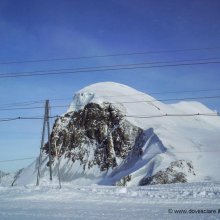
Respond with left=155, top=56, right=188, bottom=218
left=1, top=87, right=220, bottom=109
left=2, top=148, right=220, bottom=164
left=0, top=157, right=36, bottom=163
left=1, top=60, right=220, bottom=79
left=125, top=112, right=219, bottom=119
left=0, top=113, right=219, bottom=123
left=0, top=116, right=58, bottom=122
left=1, top=57, right=219, bottom=77
left=2, top=149, right=220, bottom=164
left=0, top=46, right=220, bottom=65
left=1, top=95, right=220, bottom=111
left=0, top=112, right=219, bottom=163
left=0, top=101, right=44, bottom=108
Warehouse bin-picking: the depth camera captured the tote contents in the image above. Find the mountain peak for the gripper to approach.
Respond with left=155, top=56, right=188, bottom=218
left=68, top=82, right=155, bottom=114
left=14, top=82, right=220, bottom=186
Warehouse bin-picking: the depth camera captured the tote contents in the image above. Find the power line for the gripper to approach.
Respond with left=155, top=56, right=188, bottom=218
left=1, top=149, right=220, bottom=164
left=1, top=46, right=220, bottom=65
left=48, top=89, right=220, bottom=102
left=1, top=60, right=220, bottom=79
left=0, top=157, right=36, bottom=163
left=120, top=95, right=220, bottom=103
left=0, top=107, right=48, bottom=111
left=0, top=118, right=21, bottom=122
left=1, top=148, right=220, bottom=164
left=0, top=57, right=219, bottom=77
left=0, top=113, right=219, bottom=123
left=90, top=88, right=220, bottom=98
left=150, top=88, right=220, bottom=95
left=125, top=113, right=219, bottom=119
left=1, top=95, right=220, bottom=111
left=0, top=101, right=44, bottom=108
left=0, top=112, right=219, bottom=165
left=0, top=116, right=58, bottom=122
left=1, top=88, right=220, bottom=108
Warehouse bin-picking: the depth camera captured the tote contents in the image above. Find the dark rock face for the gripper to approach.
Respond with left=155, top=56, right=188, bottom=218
left=44, top=103, right=142, bottom=172
left=41, top=102, right=196, bottom=185
left=11, top=168, right=24, bottom=186
left=139, top=160, right=195, bottom=185
left=0, top=170, right=10, bottom=186
left=116, top=175, right=132, bottom=186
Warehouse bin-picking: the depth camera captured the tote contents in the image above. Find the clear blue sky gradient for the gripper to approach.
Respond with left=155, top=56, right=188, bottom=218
left=0, top=0, right=220, bottom=172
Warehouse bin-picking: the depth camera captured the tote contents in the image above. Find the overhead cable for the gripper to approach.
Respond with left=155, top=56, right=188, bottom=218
left=1, top=60, right=220, bottom=79
left=0, top=46, right=220, bottom=65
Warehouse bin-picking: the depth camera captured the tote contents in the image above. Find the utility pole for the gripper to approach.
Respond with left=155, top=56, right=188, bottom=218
left=46, top=100, right=53, bottom=181
left=57, top=155, right=62, bottom=189
left=36, top=100, right=53, bottom=186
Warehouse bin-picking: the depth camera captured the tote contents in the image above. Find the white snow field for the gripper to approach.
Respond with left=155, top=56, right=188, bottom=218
left=1, top=82, right=220, bottom=219
left=0, top=182, right=220, bottom=220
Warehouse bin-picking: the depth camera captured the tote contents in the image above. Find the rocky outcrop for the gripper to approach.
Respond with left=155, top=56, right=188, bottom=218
left=44, top=102, right=142, bottom=172
left=0, top=170, right=9, bottom=182
left=42, top=102, right=197, bottom=186
left=0, top=170, right=11, bottom=186
left=11, top=169, right=24, bottom=186
left=139, top=160, right=195, bottom=185
left=116, top=175, right=132, bottom=186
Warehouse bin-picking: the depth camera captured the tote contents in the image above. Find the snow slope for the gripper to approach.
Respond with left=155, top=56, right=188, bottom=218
left=15, top=82, right=220, bottom=186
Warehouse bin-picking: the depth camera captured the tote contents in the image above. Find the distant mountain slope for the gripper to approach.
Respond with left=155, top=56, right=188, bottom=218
left=0, top=170, right=8, bottom=179
left=0, top=170, right=13, bottom=187
left=15, top=82, right=220, bottom=186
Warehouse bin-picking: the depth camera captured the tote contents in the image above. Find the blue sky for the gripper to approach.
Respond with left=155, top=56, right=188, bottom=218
left=0, top=0, right=220, bottom=172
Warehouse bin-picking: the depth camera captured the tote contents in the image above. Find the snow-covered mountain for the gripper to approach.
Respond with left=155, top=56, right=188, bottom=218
left=15, top=82, right=220, bottom=186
